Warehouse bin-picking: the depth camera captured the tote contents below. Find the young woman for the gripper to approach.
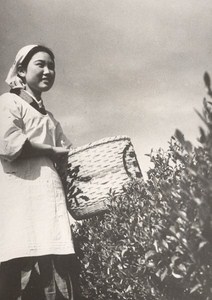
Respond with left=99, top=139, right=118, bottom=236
left=0, top=45, right=78, bottom=300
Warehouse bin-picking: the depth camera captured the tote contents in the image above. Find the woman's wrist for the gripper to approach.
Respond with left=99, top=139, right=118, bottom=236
left=47, top=145, right=53, bottom=155
left=19, top=141, right=54, bottom=159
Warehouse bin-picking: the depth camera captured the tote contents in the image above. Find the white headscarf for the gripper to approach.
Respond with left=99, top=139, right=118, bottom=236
left=5, top=45, right=38, bottom=89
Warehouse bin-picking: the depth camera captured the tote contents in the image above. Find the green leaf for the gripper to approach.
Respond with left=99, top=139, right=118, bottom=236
left=175, top=129, right=185, bottom=144
left=172, top=271, right=183, bottom=279
left=160, top=268, right=168, bottom=281
left=121, top=247, right=128, bottom=257
left=204, top=72, right=211, bottom=90
left=125, top=285, right=132, bottom=292
left=162, top=239, right=169, bottom=249
left=171, top=255, right=180, bottom=265
left=153, top=240, right=159, bottom=252
left=177, top=210, right=187, bottom=220
left=145, top=250, right=156, bottom=260
left=113, top=252, right=121, bottom=261
left=193, top=197, right=202, bottom=205
left=184, top=141, right=193, bottom=153
left=190, top=283, right=201, bottom=294
left=198, top=241, right=207, bottom=251
left=177, top=263, right=186, bottom=274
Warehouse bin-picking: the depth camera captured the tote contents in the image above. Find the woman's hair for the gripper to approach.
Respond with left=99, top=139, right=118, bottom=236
left=21, top=45, right=55, bottom=70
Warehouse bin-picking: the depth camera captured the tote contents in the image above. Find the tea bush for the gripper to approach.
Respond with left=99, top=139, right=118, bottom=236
left=73, top=73, right=212, bottom=300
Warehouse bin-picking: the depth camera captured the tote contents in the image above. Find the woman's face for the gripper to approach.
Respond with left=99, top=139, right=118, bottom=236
left=22, top=51, right=55, bottom=97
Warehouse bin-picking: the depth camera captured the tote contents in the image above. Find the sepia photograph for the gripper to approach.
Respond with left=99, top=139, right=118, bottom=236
left=0, top=1, right=211, bottom=299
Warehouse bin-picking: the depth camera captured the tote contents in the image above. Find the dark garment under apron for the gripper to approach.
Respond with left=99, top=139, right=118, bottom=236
left=0, top=254, right=80, bottom=300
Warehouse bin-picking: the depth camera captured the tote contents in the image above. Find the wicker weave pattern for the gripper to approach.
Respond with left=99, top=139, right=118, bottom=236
left=66, top=136, right=142, bottom=219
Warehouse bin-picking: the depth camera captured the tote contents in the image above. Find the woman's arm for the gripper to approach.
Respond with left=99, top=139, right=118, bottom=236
left=19, top=140, right=69, bottom=161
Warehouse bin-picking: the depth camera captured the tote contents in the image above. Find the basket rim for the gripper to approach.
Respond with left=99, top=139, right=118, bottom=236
left=68, top=135, right=131, bottom=156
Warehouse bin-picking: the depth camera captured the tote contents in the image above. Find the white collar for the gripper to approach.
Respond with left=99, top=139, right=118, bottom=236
left=24, top=90, right=44, bottom=108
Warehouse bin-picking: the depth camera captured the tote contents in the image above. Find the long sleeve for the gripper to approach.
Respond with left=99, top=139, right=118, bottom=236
left=0, top=93, right=27, bottom=161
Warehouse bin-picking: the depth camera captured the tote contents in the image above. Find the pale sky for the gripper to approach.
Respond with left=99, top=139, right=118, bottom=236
left=1, top=0, right=212, bottom=177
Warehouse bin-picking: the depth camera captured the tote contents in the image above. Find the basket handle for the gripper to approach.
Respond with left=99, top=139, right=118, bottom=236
left=123, top=142, right=142, bottom=179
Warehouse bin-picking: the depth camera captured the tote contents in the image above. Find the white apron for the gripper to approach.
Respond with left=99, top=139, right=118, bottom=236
left=0, top=92, right=75, bottom=262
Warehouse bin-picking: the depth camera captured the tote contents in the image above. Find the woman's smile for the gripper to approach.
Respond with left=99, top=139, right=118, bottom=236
left=23, top=51, right=55, bottom=98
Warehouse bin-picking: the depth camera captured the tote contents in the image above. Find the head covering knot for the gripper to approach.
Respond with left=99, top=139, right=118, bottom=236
left=5, top=45, right=38, bottom=89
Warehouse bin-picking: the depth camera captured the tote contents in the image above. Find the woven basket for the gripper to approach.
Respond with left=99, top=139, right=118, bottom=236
left=66, top=136, right=142, bottom=220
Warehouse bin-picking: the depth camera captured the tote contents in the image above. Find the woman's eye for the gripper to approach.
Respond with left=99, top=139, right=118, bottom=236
left=36, top=63, right=44, bottom=67
left=48, top=64, right=55, bottom=70
left=34, top=61, right=55, bottom=71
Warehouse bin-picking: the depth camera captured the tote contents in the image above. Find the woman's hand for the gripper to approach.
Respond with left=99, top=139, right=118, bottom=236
left=52, top=147, right=69, bottom=189
left=19, top=140, right=70, bottom=162
left=50, top=146, right=69, bottom=162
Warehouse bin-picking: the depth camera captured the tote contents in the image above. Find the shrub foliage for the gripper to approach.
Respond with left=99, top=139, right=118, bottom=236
left=73, top=73, right=212, bottom=300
